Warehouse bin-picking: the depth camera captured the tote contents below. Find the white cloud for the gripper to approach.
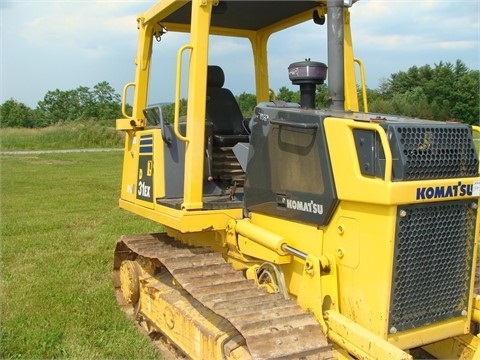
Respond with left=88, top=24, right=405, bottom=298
left=1, top=0, right=479, bottom=107
left=350, top=0, right=479, bottom=83
left=20, top=2, right=140, bottom=58
left=1, top=0, right=147, bottom=106
left=434, top=40, right=476, bottom=50
left=209, top=37, right=249, bottom=58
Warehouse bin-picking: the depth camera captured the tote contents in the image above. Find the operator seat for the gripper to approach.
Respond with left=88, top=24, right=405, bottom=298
left=206, top=65, right=249, bottom=146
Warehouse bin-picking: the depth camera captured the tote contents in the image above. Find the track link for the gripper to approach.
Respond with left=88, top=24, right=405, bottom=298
left=114, top=233, right=332, bottom=359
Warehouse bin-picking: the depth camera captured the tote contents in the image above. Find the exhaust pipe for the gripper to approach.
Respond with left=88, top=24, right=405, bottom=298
left=327, top=0, right=345, bottom=111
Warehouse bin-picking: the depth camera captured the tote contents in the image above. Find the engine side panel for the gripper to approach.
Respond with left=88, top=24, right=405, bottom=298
left=245, top=103, right=338, bottom=225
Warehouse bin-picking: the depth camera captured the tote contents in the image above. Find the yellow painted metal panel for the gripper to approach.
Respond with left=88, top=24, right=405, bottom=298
left=388, top=318, right=468, bottom=350
left=250, top=31, right=270, bottom=103
left=343, top=8, right=359, bottom=112
left=131, top=21, right=154, bottom=124
left=324, top=201, right=397, bottom=337
left=119, top=130, right=139, bottom=204
left=246, top=205, right=396, bottom=339
left=119, top=198, right=242, bottom=233
left=141, top=0, right=187, bottom=26
left=324, top=117, right=480, bottom=205
left=422, top=334, right=480, bottom=360
left=326, top=310, right=412, bottom=360
left=246, top=212, right=324, bottom=297
left=181, top=0, right=213, bottom=210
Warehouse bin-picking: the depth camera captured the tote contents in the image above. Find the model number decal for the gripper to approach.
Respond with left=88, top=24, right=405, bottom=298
left=257, top=113, right=269, bottom=122
left=138, top=181, right=151, bottom=198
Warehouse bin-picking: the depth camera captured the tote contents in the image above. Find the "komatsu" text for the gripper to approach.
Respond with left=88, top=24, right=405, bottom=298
left=416, top=182, right=473, bottom=200
left=286, top=199, right=323, bottom=214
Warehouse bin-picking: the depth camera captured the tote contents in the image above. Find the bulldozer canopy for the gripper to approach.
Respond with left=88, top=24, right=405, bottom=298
left=142, top=0, right=324, bottom=36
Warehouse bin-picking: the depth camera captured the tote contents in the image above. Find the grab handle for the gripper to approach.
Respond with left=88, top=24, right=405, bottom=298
left=354, top=58, right=368, bottom=112
left=174, top=44, right=193, bottom=142
left=121, top=82, right=135, bottom=118
left=270, top=118, right=319, bottom=129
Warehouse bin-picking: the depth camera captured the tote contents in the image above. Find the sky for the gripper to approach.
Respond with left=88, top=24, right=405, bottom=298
left=1, top=0, right=479, bottom=108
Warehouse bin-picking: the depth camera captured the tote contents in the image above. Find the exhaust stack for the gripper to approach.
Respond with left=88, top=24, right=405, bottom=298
left=327, top=0, right=345, bottom=111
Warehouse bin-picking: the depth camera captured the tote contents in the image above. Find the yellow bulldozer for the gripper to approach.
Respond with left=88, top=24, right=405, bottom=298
left=114, top=0, right=480, bottom=358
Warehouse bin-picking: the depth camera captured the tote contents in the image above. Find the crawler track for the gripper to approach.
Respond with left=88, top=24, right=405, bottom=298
left=114, top=233, right=332, bottom=359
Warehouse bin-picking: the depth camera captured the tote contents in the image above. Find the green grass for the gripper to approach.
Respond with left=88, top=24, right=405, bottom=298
left=0, top=151, right=164, bottom=359
left=0, top=121, right=124, bottom=151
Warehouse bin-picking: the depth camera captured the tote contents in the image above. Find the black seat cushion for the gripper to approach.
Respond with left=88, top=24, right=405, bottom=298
left=212, top=134, right=249, bottom=146
left=206, top=66, right=248, bottom=142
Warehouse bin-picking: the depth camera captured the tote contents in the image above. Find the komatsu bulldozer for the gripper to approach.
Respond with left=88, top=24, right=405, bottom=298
left=114, top=0, right=480, bottom=358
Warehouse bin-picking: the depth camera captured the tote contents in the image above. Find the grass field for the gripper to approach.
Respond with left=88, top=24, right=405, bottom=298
left=0, top=122, right=123, bottom=151
left=2, top=121, right=480, bottom=359
left=0, top=151, right=164, bottom=359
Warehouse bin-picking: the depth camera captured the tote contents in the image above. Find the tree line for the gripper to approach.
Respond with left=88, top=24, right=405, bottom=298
left=1, top=60, right=478, bottom=127
left=1, top=81, right=122, bottom=128
left=367, top=59, right=479, bottom=124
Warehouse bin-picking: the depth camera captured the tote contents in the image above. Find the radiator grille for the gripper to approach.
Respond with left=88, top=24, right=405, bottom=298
left=389, top=200, right=476, bottom=332
left=388, top=125, right=478, bottom=181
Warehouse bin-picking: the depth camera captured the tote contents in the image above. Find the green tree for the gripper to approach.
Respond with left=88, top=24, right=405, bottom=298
left=0, top=99, right=35, bottom=128
left=450, top=70, right=480, bottom=124
left=36, top=82, right=122, bottom=126
left=275, top=85, right=328, bottom=108
left=276, top=86, right=299, bottom=103
left=37, top=87, right=92, bottom=124
left=161, top=99, right=187, bottom=124
left=315, top=84, right=329, bottom=108
left=92, top=81, right=122, bottom=120
left=75, top=86, right=96, bottom=119
left=236, top=92, right=257, bottom=117
left=373, top=60, right=478, bottom=124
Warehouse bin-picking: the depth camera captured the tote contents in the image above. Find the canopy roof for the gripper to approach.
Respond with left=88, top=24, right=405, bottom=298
left=166, top=1, right=321, bottom=31
left=142, top=0, right=327, bottom=36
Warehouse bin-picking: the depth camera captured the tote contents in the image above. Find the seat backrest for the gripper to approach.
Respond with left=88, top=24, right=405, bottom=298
left=206, top=65, right=245, bottom=135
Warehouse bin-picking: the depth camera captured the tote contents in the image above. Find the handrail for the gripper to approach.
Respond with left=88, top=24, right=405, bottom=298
left=354, top=58, right=368, bottom=112
left=174, top=44, right=193, bottom=142
left=121, top=82, right=135, bottom=118
left=269, top=88, right=276, bottom=101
